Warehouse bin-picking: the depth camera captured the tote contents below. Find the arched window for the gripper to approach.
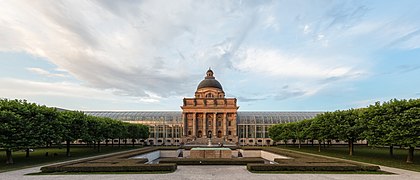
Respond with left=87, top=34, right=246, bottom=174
left=206, top=93, right=214, bottom=98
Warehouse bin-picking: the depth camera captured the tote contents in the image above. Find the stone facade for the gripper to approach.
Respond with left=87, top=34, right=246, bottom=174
left=181, top=69, right=239, bottom=143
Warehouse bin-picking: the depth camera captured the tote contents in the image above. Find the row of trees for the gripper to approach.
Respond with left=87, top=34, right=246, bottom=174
left=268, top=98, right=420, bottom=163
left=0, top=99, right=149, bottom=164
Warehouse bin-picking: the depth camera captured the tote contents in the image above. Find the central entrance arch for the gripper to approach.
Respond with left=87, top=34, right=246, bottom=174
left=208, top=131, right=212, bottom=138
left=198, top=130, right=202, bottom=138
left=217, top=130, right=222, bottom=138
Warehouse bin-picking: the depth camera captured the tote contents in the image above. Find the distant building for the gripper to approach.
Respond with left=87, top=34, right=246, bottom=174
left=85, top=69, right=321, bottom=146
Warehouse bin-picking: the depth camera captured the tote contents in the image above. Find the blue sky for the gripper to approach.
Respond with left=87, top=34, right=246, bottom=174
left=1, top=0, right=420, bottom=111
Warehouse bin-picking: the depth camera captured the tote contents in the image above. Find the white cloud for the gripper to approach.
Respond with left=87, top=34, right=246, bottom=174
left=234, top=48, right=362, bottom=80
left=0, top=0, right=419, bottom=110
left=26, top=67, right=68, bottom=78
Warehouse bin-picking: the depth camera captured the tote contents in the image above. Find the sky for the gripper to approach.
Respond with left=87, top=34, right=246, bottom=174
left=1, top=0, right=420, bottom=111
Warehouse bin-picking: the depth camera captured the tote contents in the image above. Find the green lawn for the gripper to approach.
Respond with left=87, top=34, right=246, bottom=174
left=279, top=145, right=420, bottom=172
left=0, top=145, right=140, bottom=173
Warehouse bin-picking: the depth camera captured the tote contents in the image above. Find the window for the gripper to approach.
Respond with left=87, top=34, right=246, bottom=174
left=206, top=93, right=214, bottom=98
left=228, top=131, right=232, bottom=135
left=188, top=131, right=191, bottom=135
left=228, top=121, right=231, bottom=126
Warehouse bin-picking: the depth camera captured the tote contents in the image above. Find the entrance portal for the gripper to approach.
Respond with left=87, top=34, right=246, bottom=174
left=198, top=130, right=202, bottom=138
left=208, top=131, right=212, bottom=138
left=217, top=130, right=222, bottom=138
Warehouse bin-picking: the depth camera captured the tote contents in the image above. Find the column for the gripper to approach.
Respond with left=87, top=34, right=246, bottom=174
left=182, top=113, right=187, bottom=137
left=171, top=125, right=174, bottom=143
left=213, top=113, right=217, bottom=137
left=223, top=113, right=227, bottom=137
left=203, top=113, right=207, bottom=137
left=192, top=113, right=197, bottom=137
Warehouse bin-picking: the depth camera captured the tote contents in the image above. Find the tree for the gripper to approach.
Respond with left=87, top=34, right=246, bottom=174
left=308, top=113, right=336, bottom=152
left=268, top=123, right=285, bottom=144
left=0, top=99, right=43, bottom=158
left=295, top=119, right=312, bottom=149
left=0, top=110, right=24, bottom=164
left=363, top=99, right=420, bottom=163
left=60, top=111, right=88, bottom=156
left=126, top=123, right=149, bottom=147
left=332, top=109, right=364, bottom=156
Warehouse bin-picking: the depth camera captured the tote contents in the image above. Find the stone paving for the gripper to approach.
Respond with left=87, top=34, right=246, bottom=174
left=1, top=164, right=420, bottom=180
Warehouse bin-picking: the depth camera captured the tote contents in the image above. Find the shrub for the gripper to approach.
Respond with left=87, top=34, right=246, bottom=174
left=246, top=164, right=380, bottom=171
left=159, top=158, right=265, bottom=165
left=41, top=163, right=177, bottom=172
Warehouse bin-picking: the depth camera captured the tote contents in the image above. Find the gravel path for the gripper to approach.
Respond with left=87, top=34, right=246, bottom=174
left=1, top=164, right=420, bottom=180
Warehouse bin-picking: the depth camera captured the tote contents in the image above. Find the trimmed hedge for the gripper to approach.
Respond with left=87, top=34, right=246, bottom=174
left=159, top=158, right=265, bottom=165
left=41, top=163, right=177, bottom=173
left=40, top=147, right=166, bottom=173
left=247, top=164, right=380, bottom=171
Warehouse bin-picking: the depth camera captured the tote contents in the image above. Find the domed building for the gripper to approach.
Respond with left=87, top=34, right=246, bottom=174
left=85, top=69, right=322, bottom=146
left=181, top=68, right=239, bottom=144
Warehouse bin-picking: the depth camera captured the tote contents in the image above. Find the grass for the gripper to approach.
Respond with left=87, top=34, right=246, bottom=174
left=0, top=145, right=140, bottom=173
left=279, top=145, right=420, bottom=172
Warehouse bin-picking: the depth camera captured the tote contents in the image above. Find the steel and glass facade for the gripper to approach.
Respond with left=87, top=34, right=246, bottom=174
left=85, top=111, right=321, bottom=146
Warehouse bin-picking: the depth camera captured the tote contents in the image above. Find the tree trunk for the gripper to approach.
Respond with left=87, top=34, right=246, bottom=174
left=106, top=139, right=109, bottom=146
left=118, top=138, right=121, bottom=148
left=25, top=148, right=30, bottom=158
left=6, top=149, right=13, bottom=164
left=407, top=146, right=415, bottom=163
left=318, top=141, right=321, bottom=152
left=97, top=141, right=101, bottom=152
left=311, top=140, right=314, bottom=146
left=125, top=139, right=128, bottom=146
left=389, top=145, right=394, bottom=156
left=132, top=139, right=135, bottom=147
left=298, top=139, right=301, bottom=149
left=348, top=139, right=354, bottom=156
left=112, top=139, right=114, bottom=147
left=66, top=140, right=71, bottom=157
left=323, top=141, right=326, bottom=148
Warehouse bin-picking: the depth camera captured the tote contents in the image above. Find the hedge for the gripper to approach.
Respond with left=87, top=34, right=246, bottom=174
left=247, top=164, right=380, bottom=171
left=159, top=157, right=265, bottom=165
left=41, top=163, right=177, bottom=173
left=40, top=147, right=167, bottom=173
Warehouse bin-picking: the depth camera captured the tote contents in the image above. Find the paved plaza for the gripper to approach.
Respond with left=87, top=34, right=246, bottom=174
left=2, top=164, right=420, bottom=180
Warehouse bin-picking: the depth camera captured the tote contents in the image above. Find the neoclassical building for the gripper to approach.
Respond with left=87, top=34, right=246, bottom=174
left=181, top=69, right=239, bottom=143
left=85, top=69, right=321, bottom=146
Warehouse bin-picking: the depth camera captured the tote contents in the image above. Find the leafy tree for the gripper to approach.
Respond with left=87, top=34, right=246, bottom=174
left=295, top=119, right=312, bottom=149
left=0, top=110, right=24, bottom=164
left=268, top=123, right=285, bottom=144
left=0, top=99, right=43, bottom=158
left=332, top=109, right=364, bottom=156
left=125, top=123, right=149, bottom=147
left=308, top=113, right=336, bottom=152
left=60, top=111, right=88, bottom=156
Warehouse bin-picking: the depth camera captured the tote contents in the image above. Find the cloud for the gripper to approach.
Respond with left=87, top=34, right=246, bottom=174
left=1, top=0, right=419, bottom=110
left=26, top=67, right=68, bottom=78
